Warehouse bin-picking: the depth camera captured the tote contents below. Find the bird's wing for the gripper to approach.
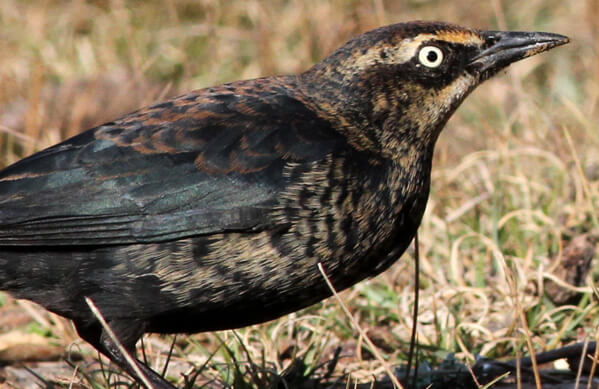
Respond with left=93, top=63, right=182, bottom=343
left=0, top=77, right=346, bottom=246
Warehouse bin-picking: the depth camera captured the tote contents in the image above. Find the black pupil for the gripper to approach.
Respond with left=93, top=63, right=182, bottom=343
left=427, top=50, right=438, bottom=62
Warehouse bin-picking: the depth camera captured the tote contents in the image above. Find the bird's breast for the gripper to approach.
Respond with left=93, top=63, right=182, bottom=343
left=267, top=152, right=431, bottom=288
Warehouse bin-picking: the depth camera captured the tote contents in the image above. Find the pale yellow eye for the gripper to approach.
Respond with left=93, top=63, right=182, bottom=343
left=418, top=46, right=443, bottom=68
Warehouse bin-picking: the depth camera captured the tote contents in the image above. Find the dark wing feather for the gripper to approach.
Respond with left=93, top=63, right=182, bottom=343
left=0, top=77, right=346, bottom=245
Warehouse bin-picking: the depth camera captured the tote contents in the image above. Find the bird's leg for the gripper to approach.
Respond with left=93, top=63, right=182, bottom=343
left=99, top=331, right=177, bottom=389
left=74, top=320, right=177, bottom=389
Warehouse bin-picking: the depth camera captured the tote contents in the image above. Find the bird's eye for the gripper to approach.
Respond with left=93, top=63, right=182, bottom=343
left=418, top=46, right=444, bottom=68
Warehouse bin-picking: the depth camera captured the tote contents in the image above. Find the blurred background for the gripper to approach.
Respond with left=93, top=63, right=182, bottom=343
left=0, top=0, right=597, bottom=388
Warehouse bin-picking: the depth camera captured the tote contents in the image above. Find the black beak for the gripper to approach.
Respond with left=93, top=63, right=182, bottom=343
left=470, top=30, right=569, bottom=75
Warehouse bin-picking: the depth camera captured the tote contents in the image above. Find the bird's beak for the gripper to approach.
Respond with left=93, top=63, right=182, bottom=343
left=470, top=29, right=569, bottom=75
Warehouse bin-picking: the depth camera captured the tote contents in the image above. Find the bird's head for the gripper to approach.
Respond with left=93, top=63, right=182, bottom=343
left=299, top=21, right=569, bottom=157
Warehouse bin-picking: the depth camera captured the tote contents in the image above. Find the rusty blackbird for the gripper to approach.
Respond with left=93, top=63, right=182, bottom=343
left=0, top=21, right=568, bottom=388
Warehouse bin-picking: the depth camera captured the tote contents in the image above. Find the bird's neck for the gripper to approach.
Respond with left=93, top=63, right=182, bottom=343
left=296, top=69, right=447, bottom=161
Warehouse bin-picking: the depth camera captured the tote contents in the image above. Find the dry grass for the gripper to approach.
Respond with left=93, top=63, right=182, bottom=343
left=0, top=0, right=597, bottom=388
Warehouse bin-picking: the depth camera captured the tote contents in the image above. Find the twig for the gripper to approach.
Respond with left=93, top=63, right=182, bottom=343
left=85, top=296, right=154, bottom=389
left=586, top=336, right=599, bottom=389
left=404, top=232, right=420, bottom=386
left=162, top=335, right=177, bottom=378
left=574, top=338, right=589, bottom=389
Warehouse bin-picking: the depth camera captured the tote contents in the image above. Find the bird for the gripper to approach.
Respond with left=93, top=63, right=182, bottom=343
left=0, top=21, right=568, bottom=388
